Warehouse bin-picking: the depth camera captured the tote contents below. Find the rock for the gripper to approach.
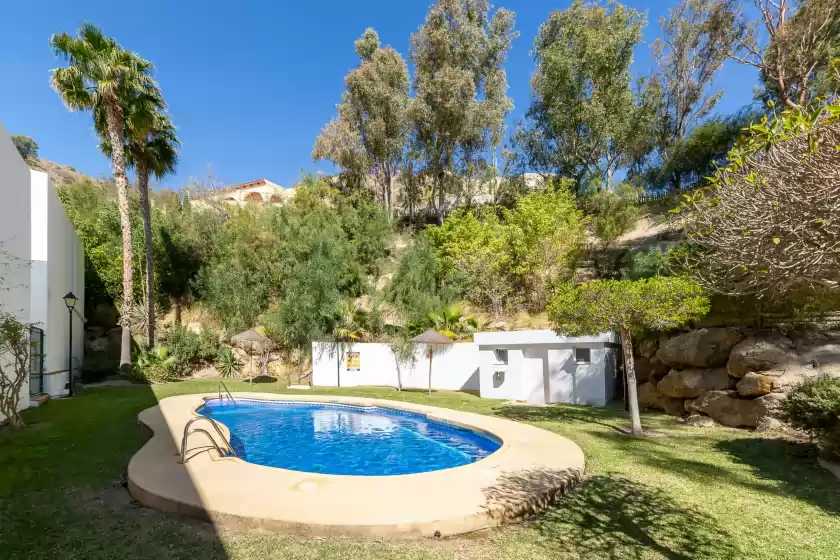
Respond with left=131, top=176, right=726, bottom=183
left=799, top=341, right=840, bottom=376
left=638, top=382, right=685, bottom=417
left=759, top=392, right=787, bottom=417
left=186, top=322, right=203, bottom=334
left=634, top=357, right=653, bottom=383
left=697, top=391, right=782, bottom=428
left=638, top=339, right=658, bottom=359
left=86, top=326, right=106, bottom=339
left=91, top=302, right=120, bottom=329
left=684, top=414, right=720, bottom=428
left=736, top=372, right=775, bottom=397
left=727, top=334, right=795, bottom=377
left=657, top=368, right=735, bottom=398
left=86, top=337, right=109, bottom=352
left=768, top=365, right=825, bottom=392
left=685, top=390, right=728, bottom=414
left=755, top=417, right=784, bottom=432
left=657, top=328, right=744, bottom=368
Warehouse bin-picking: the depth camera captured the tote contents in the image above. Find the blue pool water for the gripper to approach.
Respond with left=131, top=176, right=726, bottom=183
left=198, top=398, right=501, bottom=476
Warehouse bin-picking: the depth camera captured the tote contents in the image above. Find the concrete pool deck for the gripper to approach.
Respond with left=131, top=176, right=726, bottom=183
left=128, top=393, right=586, bottom=538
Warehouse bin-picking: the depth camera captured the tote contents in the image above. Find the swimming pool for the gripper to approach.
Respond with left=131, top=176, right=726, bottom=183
left=198, top=398, right=501, bottom=476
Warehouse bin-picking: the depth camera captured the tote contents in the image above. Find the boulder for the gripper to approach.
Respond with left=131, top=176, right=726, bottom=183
left=86, top=337, right=109, bottom=352
left=798, top=340, right=840, bottom=376
left=657, top=328, right=744, bottom=368
left=638, top=339, right=658, bottom=359
left=767, top=365, right=828, bottom=393
left=638, top=382, right=685, bottom=417
left=648, top=356, right=671, bottom=381
left=696, top=391, right=782, bottom=428
left=685, top=390, right=727, bottom=414
left=755, top=417, right=784, bottom=432
left=91, top=302, right=120, bottom=329
left=634, top=357, right=669, bottom=384
left=727, top=334, right=795, bottom=377
left=684, top=414, right=720, bottom=428
left=736, top=372, right=775, bottom=397
left=657, top=368, right=734, bottom=398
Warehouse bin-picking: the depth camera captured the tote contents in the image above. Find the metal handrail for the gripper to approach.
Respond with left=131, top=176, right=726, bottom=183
left=180, top=416, right=237, bottom=464
left=218, top=381, right=236, bottom=405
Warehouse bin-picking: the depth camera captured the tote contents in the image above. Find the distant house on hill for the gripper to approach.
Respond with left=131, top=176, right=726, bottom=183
left=193, top=179, right=296, bottom=207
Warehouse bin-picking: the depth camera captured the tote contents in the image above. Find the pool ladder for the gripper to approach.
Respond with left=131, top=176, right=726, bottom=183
left=218, top=381, right=237, bottom=405
left=179, top=416, right=237, bottom=464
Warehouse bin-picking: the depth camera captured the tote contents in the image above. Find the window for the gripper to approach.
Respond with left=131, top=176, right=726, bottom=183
left=494, top=349, right=508, bottom=365
left=575, top=348, right=591, bottom=364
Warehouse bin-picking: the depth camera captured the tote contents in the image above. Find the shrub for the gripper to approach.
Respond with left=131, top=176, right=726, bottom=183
left=783, top=375, right=840, bottom=462
left=134, top=345, right=177, bottom=384
left=80, top=350, right=118, bottom=383
left=622, top=247, right=671, bottom=280
left=216, top=348, right=242, bottom=378
left=162, top=325, right=220, bottom=373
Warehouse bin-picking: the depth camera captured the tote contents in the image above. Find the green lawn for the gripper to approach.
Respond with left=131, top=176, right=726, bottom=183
left=1, top=380, right=839, bottom=559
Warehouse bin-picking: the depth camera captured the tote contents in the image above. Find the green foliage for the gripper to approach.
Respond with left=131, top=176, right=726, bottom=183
left=622, top=247, right=671, bottom=280
left=427, top=304, right=478, bottom=340
left=783, top=375, right=840, bottom=461
left=586, top=188, right=639, bottom=250
left=80, top=350, right=118, bottom=383
left=215, top=348, right=242, bottom=379
left=515, top=0, right=657, bottom=192
left=134, top=345, right=176, bottom=384
left=426, top=184, right=586, bottom=312
left=385, top=237, right=449, bottom=324
left=11, top=135, right=38, bottom=160
left=548, top=277, right=709, bottom=335
left=0, top=313, right=31, bottom=427
left=161, top=325, right=220, bottom=374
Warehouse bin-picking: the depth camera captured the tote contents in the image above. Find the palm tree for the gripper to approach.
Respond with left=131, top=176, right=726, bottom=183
left=96, top=93, right=179, bottom=347
left=51, top=24, right=160, bottom=370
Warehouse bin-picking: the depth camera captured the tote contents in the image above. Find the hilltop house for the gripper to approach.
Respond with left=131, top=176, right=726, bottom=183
left=0, top=123, right=85, bottom=422
left=194, top=178, right=297, bottom=207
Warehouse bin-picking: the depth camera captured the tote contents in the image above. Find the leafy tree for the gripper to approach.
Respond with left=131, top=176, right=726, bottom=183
left=646, top=110, right=758, bottom=191
left=410, top=0, right=517, bottom=223
left=11, top=135, right=38, bottom=161
left=515, top=0, right=658, bottom=192
left=587, top=188, right=639, bottom=251
left=51, top=24, right=161, bottom=369
left=676, top=101, right=840, bottom=303
left=314, top=29, right=410, bottom=216
left=652, top=0, right=741, bottom=160
left=725, top=0, right=840, bottom=109
left=548, top=277, right=709, bottom=436
left=384, top=237, right=450, bottom=324
left=0, top=313, right=33, bottom=428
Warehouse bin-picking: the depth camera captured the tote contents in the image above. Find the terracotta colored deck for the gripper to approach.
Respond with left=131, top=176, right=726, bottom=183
left=128, top=393, right=585, bottom=538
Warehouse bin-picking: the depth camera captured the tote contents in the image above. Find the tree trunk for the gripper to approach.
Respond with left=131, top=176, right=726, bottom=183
left=437, top=170, right=445, bottom=225
left=336, top=341, right=342, bottom=388
left=173, top=298, right=182, bottom=326
left=104, top=100, right=134, bottom=371
left=137, top=162, right=156, bottom=347
left=620, top=326, right=644, bottom=437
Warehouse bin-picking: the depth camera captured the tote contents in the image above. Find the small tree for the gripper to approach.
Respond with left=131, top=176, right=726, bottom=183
left=548, top=277, right=709, bottom=436
left=11, top=135, right=38, bottom=161
left=0, top=314, right=33, bottom=428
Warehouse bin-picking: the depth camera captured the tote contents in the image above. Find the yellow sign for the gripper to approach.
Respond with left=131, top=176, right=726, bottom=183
left=346, top=352, right=360, bottom=371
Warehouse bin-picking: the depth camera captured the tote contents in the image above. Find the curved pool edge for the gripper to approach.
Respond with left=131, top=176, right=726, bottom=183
left=128, top=393, right=586, bottom=538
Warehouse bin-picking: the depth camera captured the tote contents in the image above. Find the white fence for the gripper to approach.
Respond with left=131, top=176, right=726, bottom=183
left=312, top=342, right=480, bottom=391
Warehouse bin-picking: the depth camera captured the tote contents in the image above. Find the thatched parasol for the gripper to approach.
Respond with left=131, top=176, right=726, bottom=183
left=230, top=329, right=271, bottom=383
left=411, top=329, right=454, bottom=395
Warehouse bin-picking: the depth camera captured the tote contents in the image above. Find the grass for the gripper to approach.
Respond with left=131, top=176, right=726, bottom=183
left=1, top=380, right=839, bottom=559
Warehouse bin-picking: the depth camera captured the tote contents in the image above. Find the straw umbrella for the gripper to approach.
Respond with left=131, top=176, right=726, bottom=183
left=230, top=328, right=271, bottom=384
left=411, top=329, right=454, bottom=396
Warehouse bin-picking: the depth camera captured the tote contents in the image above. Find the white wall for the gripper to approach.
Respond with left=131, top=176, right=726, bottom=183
left=30, top=170, right=84, bottom=396
left=312, top=342, right=480, bottom=392
left=0, top=123, right=32, bottom=421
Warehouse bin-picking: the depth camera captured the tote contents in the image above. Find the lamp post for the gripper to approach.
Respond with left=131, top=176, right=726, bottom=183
left=63, top=292, right=78, bottom=397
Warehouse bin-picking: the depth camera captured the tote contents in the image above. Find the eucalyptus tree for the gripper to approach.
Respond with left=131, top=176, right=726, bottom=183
left=409, top=0, right=517, bottom=223
left=51, top=24, right=160, bottom=369
left=314, top=28, right=410, bottom=216
left=515, top=0, right=657, bottom=193
left=653, top=0, right=742, bottom=174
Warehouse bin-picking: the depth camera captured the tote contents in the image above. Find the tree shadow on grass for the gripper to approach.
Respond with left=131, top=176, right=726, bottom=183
left=493, top=403, right=630, bottom=431
left=520, top=474, right=737, bottom=559
left=715, top=437, right=840, bottom=516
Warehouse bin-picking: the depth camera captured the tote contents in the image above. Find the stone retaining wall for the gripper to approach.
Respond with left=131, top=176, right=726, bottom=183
left=634, top=328, right=840, bottom=429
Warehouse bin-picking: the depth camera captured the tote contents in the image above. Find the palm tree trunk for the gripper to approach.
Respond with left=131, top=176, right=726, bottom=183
left=136, top=162, right=155, bottom=347
left=104, top=100, right=134, bottom=371
left=620, top=326, right=644, bottom=437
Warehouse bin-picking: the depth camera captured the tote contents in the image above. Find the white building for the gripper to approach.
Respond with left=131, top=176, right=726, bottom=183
left=193, top=178, right=297, bottom=207
left=312, top=330, right=621, bottom=407
left=0, top=124, right=85, bottom=422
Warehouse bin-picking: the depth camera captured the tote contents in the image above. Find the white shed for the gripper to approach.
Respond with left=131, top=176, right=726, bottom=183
left=473, top=330, right=621, bottom=407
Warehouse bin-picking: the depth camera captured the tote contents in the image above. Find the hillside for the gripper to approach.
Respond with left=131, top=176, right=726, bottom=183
left=30, top=158, right=109, bottom=188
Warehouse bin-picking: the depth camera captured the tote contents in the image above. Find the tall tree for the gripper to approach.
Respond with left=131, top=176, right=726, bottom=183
left=96, top=89, right=179, bottom=347
left=51, top=24, right=159, bottom=370
left=314, top=28, right=410, bottom=216
left=727, top=0, right=840, bottom=109
left=515, top=0, right=657, bottom=193
left=409, top=0, right=517, bottom=223
left=11, top=135, right=38, bottom=161
left=653, top=0, right=742, bottom=166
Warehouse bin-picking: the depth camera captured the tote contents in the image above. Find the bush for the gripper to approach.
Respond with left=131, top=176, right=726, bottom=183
left=622, top=247, right=671, bottom=280
left=133, top=345, right=177, bottom=384
left=162, top=325, right=220, bottom=373
left=783, top=375, right=840, bottom=462
left=80, top=350, right=118, bottom=383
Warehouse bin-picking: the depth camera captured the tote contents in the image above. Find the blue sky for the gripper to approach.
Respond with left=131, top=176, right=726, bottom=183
left=0, top=1, right=760, bottom=190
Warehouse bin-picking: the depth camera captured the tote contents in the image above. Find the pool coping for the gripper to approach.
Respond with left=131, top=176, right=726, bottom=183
left=128, top=393, right=586, bottom=538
